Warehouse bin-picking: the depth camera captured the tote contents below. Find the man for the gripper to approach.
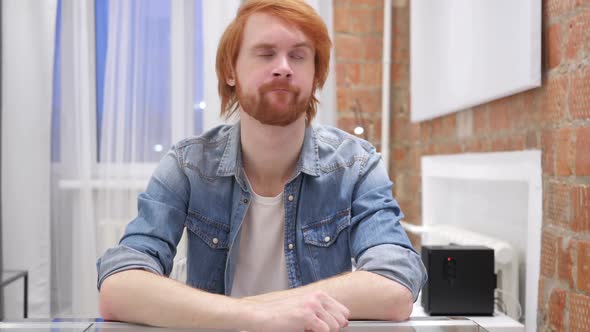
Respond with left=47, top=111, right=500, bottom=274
left=97, top=1, right=427, bottom=331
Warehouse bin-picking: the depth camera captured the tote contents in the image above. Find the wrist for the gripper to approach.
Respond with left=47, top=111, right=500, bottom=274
left=232, top=297, right=261, bottom=331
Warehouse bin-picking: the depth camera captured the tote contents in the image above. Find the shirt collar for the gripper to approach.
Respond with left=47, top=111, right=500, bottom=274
left=216, top=122, right=320, bottom=180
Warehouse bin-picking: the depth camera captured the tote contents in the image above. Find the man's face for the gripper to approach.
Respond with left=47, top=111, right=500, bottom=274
left=230, top=12, right=315, bottom=126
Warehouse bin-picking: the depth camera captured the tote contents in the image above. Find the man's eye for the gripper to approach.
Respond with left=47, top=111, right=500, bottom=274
left=290, top=53, right=306, bottom=60
left=259, top=53, right=274, bottom=57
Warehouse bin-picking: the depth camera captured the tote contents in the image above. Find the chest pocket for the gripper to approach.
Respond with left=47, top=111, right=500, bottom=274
left=302, top=209, right=352, bottom=279
left=184, top=210, right=229, bottom=293
left=185, top=210, right=230, bottom=250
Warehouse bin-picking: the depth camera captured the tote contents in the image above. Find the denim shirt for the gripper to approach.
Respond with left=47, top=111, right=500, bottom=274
left=97, top=123, right=427, bottom=300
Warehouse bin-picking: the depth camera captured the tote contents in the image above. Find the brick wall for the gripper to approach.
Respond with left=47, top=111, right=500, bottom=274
left=333, top=0, right=590, bottom=330
left=334, top=0, right=386, bottom=149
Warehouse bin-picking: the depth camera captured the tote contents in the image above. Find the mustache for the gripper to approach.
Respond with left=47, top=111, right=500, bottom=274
left=259, top=81, right=300, bottom=94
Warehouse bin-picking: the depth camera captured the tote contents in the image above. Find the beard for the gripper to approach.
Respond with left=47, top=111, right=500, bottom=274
left=236, top=79, right=309, bottom=126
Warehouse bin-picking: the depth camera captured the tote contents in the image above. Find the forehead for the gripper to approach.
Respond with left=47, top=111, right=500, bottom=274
left=241, top=12, right=311, bottom=48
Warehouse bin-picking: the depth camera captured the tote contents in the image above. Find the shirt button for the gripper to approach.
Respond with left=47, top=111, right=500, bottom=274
left=242, top=198, right=249, bottom=204
left=288, top=195, right=294, bottom=201
left=324, top=236, right=331, bottom=243
left=288, top=243, right=294, bottom=250
left=212, top=238, right=219, bottom=245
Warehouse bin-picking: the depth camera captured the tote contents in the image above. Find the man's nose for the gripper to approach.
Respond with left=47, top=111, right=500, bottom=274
left=272, top=56, right=293, bottom=78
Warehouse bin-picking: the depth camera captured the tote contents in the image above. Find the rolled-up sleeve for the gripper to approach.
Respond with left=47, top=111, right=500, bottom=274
left=96, top=245, right=164, bottom=289
left=356, top=244, right=427, bottom=301
left=349, top=150, right=427, bottom=301
left=96, top=147, right=190, bottom=290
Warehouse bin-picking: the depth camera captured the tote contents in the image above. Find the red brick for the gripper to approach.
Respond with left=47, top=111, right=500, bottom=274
left=422, top=143, right=435, bottom=156
left=546, top=23, right=562, bottom=69
left=576, top=126, right=590, bottom=175
left=392, top=6, right=408, bottom=37
left=571, top=186, right=590, bottom=232
left=337, top=115, right=359, bottom=135
left=488, top=98, right=511, bottom=132
left=557, top=238, right=575, bottom=287
left=408, top=122, right=420, bottom=141
left=492, top=137, right=511, bottom=152
left=391, top=63, right=407, bottom=86
left=333, top=6, right=349, bottom=33
left=392, top=47, right=409, bottom=63
left=336, top=63, right=361, bottom=87
left=349, top=7, right=374, bottom=34
left=370, top=7, right=384, bottom=34
left=365, top=36, right=383, bottom=61
left=538, top=276, right=547, bottom=311
left=370, top=117, right=382, bottom=145
left=350, top=0, right=383, bottom=6
left=506, top=104, right=532, bottom=132
left=578, top=241, right=590, bottom=294
left=548, top=287, right=567, bottom=332
left=392, top=147, right=407, bottom=169
left=433, top=116, right=457, bottom=139
left=337, top=87, right=381, bottom=114
left=465, top=139, right=488, bottom=153
left=521, top=89, right=538, bottom=112
left=406, top=175, right=422, bottom=201
left=542, top=130, right=556, bottom=176
left=570, top=66, right=590, bottom=120
left=436, top=142, right=461, bottom=155
left=570, top=292, right=590, bottom=332
left=541, top=230, right=558, bottom=277
left=419, top=121, right=433, bottom=142
left=337, top=88, right=348, bottom=112
left=407, top=149, right=420, bottom=172
left=402, top=201, right=421, bottom=227
left=541, top=75, right=568, bottom=125
left=335, top=35, right=365, bottom=61
left=508, top=134, right=526, bottom=150
left=334, top=0, right=351, bottom=5
left=473, top=106, right=489, bottom=134
left=391, top=95, right=409, bottom=119
left=491, top=136, right=525, bottom=152
left=526, top=131, right=540, bottom=149
left=392, top=116, right=408, bottom=142
left=546, top=181, right=570, bottom=227
left=355, top=88, right=381, bottom=114
left=362, top=63, right=382, bottom=86
left=565, top=8, right=590, bottom=61
left=430, top=118, right=445, bottom=140
left=544, top=0, right=575, bottom=20
left=373, top=142, right=382, bottom=152
left=556, top=127, right=574, bottom=176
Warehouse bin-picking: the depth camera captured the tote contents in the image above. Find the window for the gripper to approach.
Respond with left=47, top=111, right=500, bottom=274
left=52, top=0, right=205, bottom=164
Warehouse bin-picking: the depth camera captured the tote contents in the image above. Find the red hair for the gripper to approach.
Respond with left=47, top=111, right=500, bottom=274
left=216, top=0, right=332, bottom=123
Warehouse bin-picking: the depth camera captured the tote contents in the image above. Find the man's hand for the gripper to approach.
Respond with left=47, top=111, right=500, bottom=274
left=242, top=290, right=350, bottom=332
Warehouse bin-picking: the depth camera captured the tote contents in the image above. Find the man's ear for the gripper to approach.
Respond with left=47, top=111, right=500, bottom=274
left=226, top=68, right=236, bottom=86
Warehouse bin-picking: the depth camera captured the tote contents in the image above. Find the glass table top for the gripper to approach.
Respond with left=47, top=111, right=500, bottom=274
left=0, top=317, right=488, bottom=332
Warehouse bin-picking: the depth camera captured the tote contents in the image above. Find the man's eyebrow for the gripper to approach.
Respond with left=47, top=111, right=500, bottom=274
left=292, top=42, right=313, bottom=50
left=251, top=42, right=313, bottom=50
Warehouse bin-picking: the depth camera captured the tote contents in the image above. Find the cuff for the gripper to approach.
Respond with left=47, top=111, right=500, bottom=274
left=96, top=245, right=164, bottom=290
left=356, top=244, right=428, bottom=301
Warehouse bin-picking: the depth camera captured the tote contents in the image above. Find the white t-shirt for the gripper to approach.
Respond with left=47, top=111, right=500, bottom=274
left=230, top=188, right=290, bottom=297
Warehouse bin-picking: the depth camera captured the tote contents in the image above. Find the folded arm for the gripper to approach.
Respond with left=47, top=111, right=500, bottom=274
left=247, top=269, right=413, bottom=321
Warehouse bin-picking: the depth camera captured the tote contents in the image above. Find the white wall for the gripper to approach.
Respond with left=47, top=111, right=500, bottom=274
left=1, top=0, right=56, bottom=318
